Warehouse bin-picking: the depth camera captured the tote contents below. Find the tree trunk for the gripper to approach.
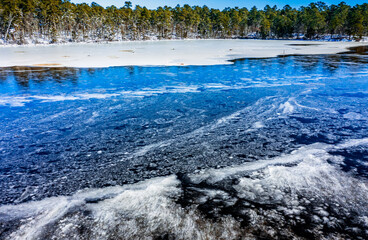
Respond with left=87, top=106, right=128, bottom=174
left=5, top=13, right=14, bottom=43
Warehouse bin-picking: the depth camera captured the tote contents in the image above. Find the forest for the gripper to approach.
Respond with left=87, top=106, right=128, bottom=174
left=0, top=0, right=368, bottom=44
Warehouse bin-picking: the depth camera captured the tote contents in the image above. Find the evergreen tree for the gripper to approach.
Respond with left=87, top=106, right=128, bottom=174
left=0, top=1, right=366, bottom=44
left=347, top=6, right=364, bottom=39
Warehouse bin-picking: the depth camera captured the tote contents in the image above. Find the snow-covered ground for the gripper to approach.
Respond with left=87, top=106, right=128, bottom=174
left=0, top=39, right=364, bottom=68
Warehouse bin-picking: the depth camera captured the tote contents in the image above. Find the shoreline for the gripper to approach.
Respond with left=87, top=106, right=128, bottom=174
left=1, top=37, right=367, bottom=51
left=1, top=37, right=366, bottom=48
left=0, top=39, right=366, bottom=68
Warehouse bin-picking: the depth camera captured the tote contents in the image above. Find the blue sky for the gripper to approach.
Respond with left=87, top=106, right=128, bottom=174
left=71, top=0, right=367, bottom=9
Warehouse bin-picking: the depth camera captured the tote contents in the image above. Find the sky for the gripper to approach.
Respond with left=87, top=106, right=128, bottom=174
left=71, top=0, right=367, bottom=10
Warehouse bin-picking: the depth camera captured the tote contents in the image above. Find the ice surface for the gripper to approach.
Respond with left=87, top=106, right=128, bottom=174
left=0, top=96, right=32, bottom=107
left=0, top=39, right=364, bottom=68
left=1, top=138, right=367, bottom=240
left=1, top=49, right=368, bottom=239
left=0, top=86, right=201, bottom=107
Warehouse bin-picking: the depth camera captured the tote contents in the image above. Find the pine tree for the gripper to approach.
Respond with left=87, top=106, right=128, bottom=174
left=0, top=1, right=366, bottom=44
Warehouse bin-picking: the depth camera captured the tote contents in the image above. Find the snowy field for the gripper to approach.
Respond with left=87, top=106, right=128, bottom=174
left=0, top=39, right=364, bottom=67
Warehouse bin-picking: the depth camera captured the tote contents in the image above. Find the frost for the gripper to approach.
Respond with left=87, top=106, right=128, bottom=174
left=1, top=139, right=368, bottom=239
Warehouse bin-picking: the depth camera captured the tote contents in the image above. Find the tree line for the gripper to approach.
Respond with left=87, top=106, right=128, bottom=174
left=0, top=0, right=367, bottom=44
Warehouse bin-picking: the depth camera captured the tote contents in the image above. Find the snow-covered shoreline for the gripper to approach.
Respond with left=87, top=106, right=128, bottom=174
left=0, top=39, right=366, bottom=68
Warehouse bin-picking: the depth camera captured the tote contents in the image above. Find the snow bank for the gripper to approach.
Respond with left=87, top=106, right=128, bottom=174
left=0, top=39, right=364, bottom=68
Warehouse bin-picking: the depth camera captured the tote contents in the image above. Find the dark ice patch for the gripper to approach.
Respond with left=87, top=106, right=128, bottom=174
left=290, top=116, right=317, bottom=123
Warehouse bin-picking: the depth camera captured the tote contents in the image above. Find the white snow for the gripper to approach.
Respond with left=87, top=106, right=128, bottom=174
left=253, top=121, right=265, bottom=129
left=0, top=96, right=32, bottom=107
left=0, top=39, right=364, bottom=68
left=0, top=176, right=240, bottom=240
left=343, top=112, right=363, bottom=120
left=190, top=138, right=368, bottom=185
left=279, top=99, right=295, bottom=115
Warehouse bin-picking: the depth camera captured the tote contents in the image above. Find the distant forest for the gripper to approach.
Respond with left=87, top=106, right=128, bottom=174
left=0, top=0, right=368, bottom=44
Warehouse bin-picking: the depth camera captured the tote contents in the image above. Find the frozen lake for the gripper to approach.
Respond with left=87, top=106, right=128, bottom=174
left=0, top=49, right=368, bottom=239
left=0, top=39, right=363, bottom=67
